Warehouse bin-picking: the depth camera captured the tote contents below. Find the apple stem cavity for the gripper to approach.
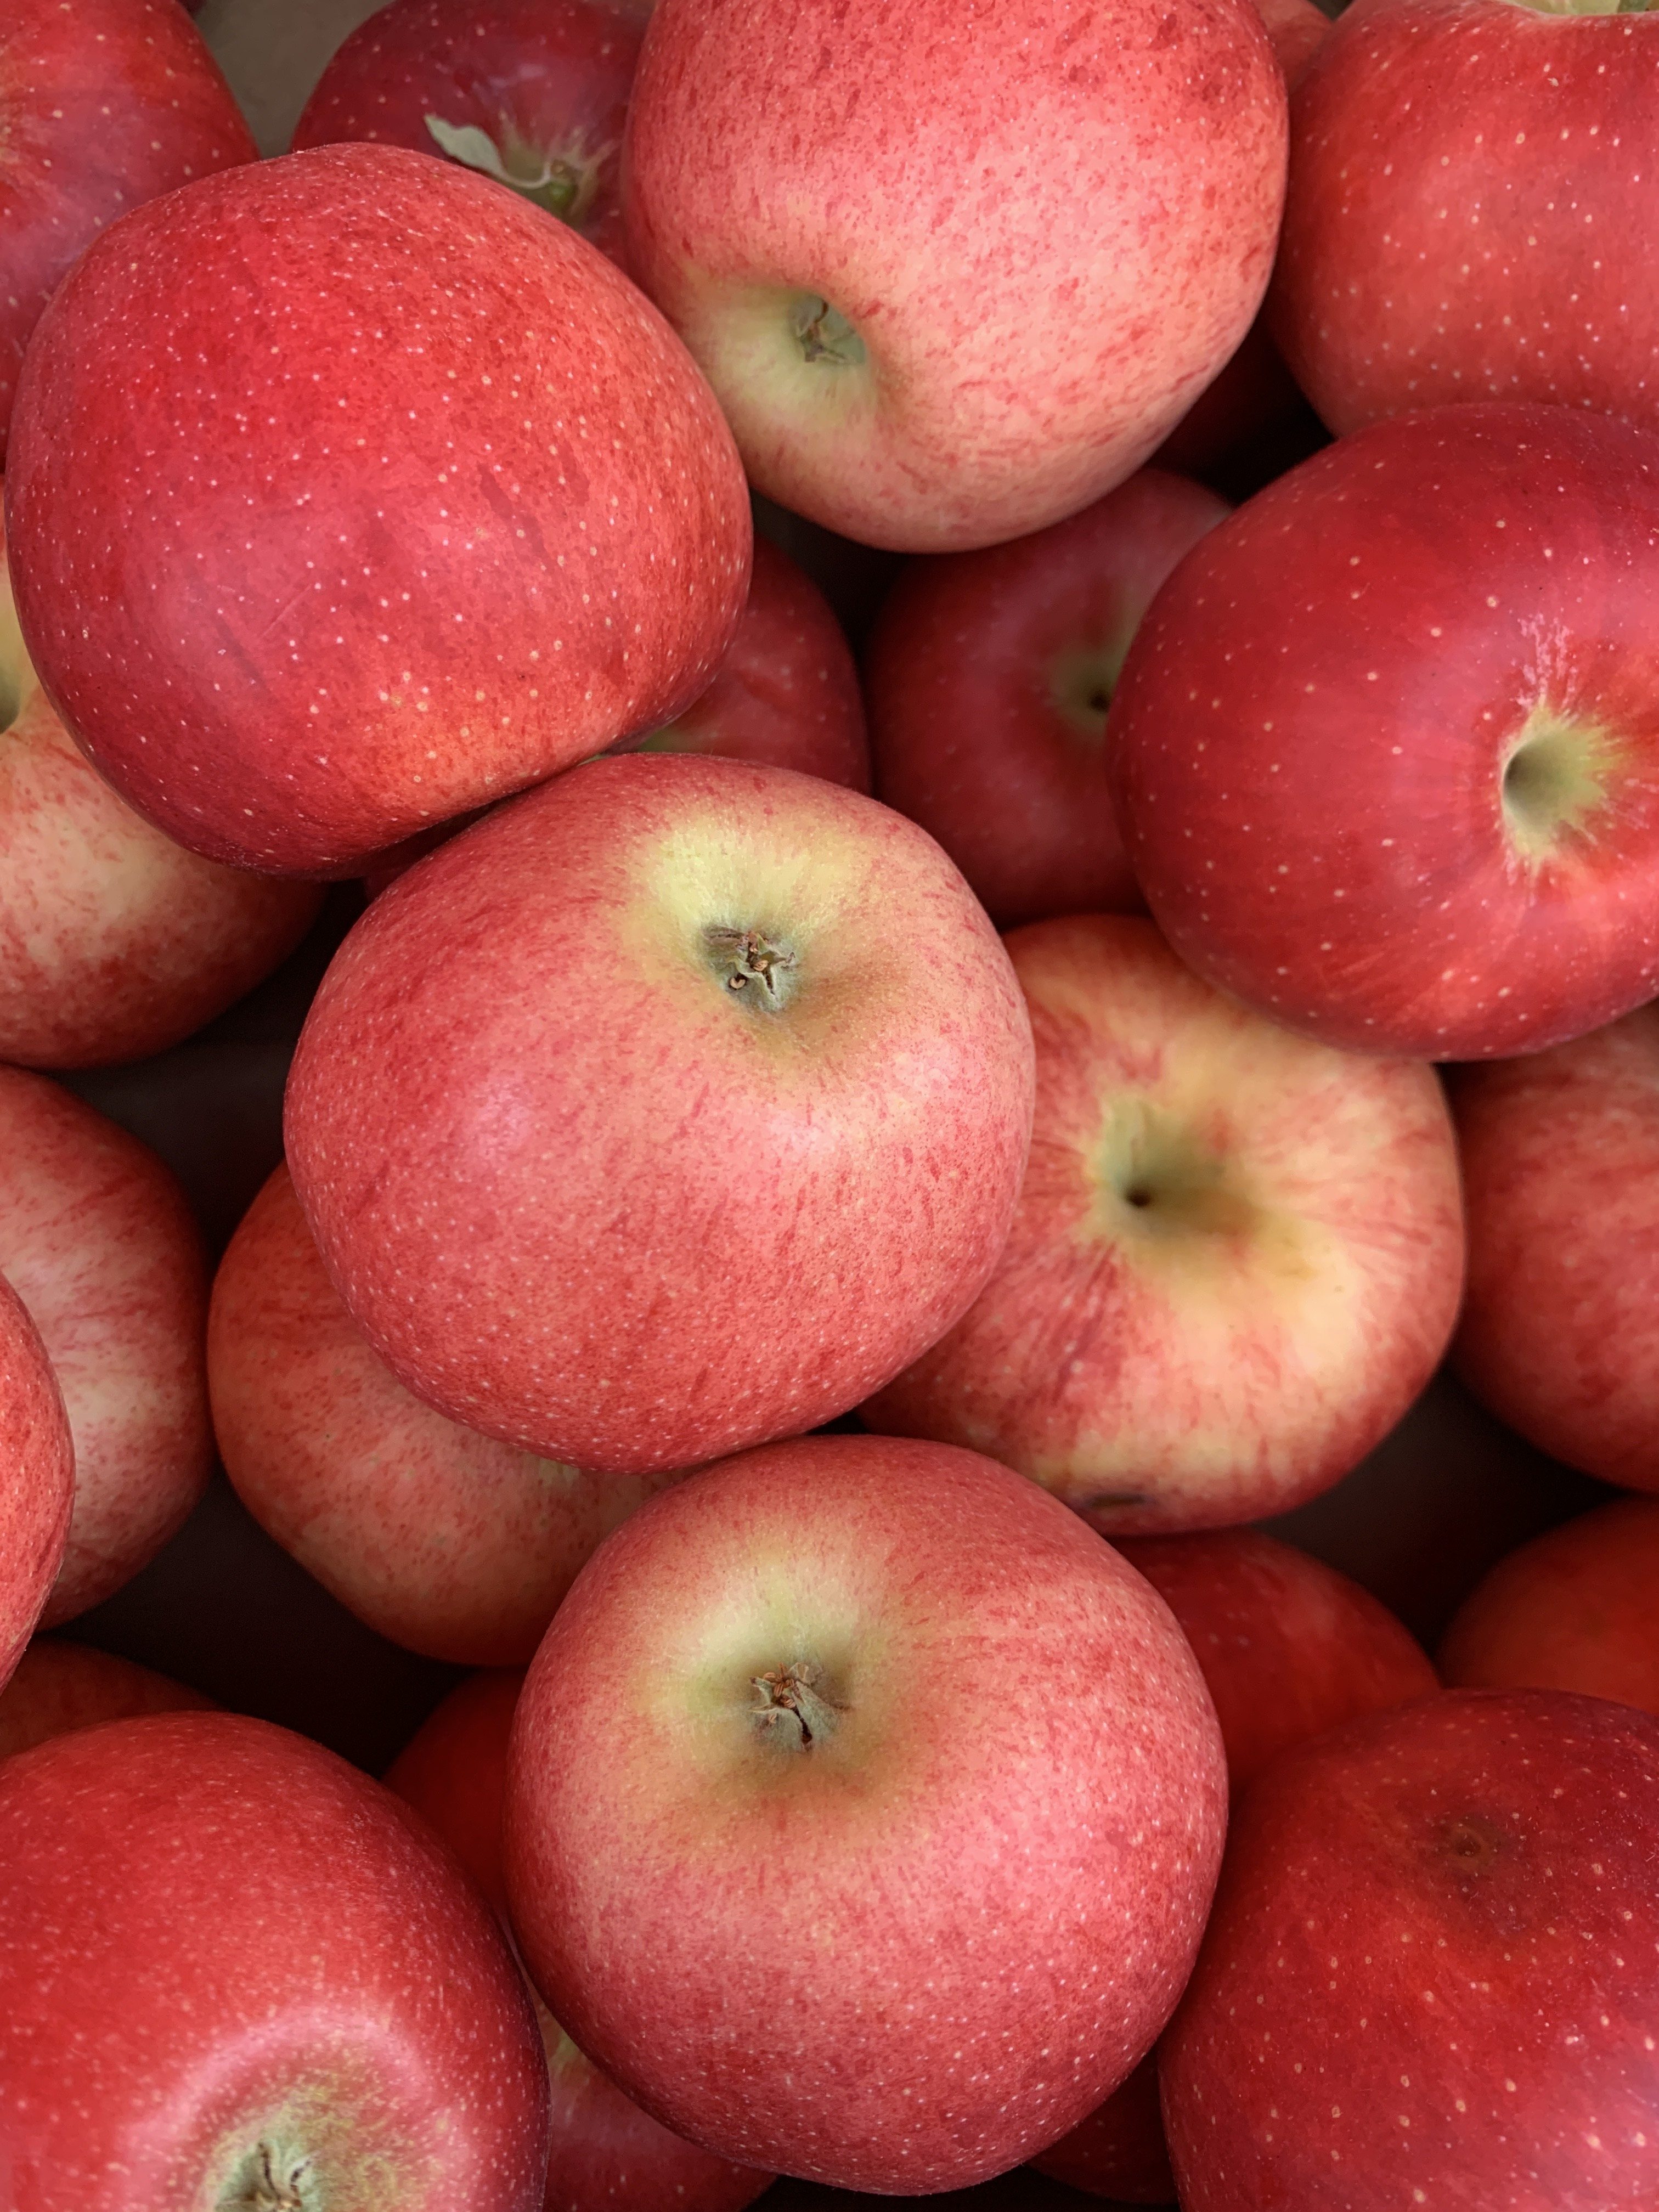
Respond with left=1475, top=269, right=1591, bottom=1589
left=789, top=296, right=867, bottom=370
left=1049, top=640, right=1135, bottom=744
left=1500, top=706, right=1623, bottom=867
left=225, top=2142, right=311, bottom=2210
left=705, top=924, right=799, bottom=1008
left=751, top=1660, right=843, bottom=1750
left=424, top=115, right=598, bottom=225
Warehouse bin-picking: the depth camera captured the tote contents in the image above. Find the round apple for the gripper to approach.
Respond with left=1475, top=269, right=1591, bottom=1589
left=0, top=1274, right=72, bottom=1692
left=0, top=1636, right=213, bottom=1763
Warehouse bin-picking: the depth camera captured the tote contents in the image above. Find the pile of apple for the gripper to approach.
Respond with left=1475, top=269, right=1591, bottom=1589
left=3, top=0, right=1658, bottom=2207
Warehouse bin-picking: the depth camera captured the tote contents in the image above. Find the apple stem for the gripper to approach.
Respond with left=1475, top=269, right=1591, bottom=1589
left=752, top=1661, right=843, bottom=1749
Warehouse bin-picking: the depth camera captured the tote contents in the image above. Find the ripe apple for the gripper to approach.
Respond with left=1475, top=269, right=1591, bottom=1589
left=1109, top=402, right=1659, bottom=1060
left=292, top=0, right=644, bottom=271
left=1271, top=0, right=1659, bottom=442
left=0, top=0, right=255, bottom=464
left=1449, top=1006, right=1659, bottom=1487
left=503, top=1433, right=1227, bottom=2193
left=285, top=753, right=1035, bottom=1476
left=387, top=1669, right=775, bottom=2212
left=0, top=1066, right=212, bottom=1626
left=864, top=914, right=1464, bottom=1532
left=866, top=469, right=1228, bottom=927
left=0, top=1276, right=72, bottom=1692
left=622, top=0, right=1287, bottom=551
left=0, top=1635, right=213, bottom=1762
left=1028, top=2052, right=1174, bottom=2204
left=1161, top=1690, right=1659, bottom=2210
left=5, top=142, right=752, bottom=876
left=0, top=1711, right=550, bottom=2206
left=210, top=1165, right=683, bottom=1664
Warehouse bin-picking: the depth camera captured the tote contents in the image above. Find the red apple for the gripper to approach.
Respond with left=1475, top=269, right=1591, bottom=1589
left=866, top=470, right=1228, bottom=927
left=1449, top=1007, right=1659, bottom=1488
left=503, top=1432, right=1227, bottom=2193
left=0, top=1275, right=72, bottom=1692
left=864, top=914, right=1464, bottom=1532
left=5, top=142, right=752, bottom=876
left=0, top=1066, right=212, bottom=1625
left=621, top=0, right=1287, bottom=551
left=388, top=1671, right=775, bottom=2212
left=0, top=0, right=255, bottom=465
left=210, top=1164, right=683, bottom=1664
left=0, top=1635, right=214, bottom=1762
left=292, top=0, right=644, bottom=271
left=1028, top=2053, right=1175, bottom=2204
left=1440, top=1498, right=1659, bottom=1720
left=1161, top=1690, right=1659, bottom=2210
left=285, top=753, right=1035, bottom=1476
left=1271, top=0, right=1659, bottom=442
left=0, top=1711, right=550, bottom=2205
left=1109, top=402, right=1659, bottom=1060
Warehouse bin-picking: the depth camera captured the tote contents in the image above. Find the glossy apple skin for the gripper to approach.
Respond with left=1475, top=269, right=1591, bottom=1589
left=388, top=1672, right=775, bottom=2212
left=0, top=1276, right=72, bottom=1692
left=1162, top=1691, right=1659, bottom=2211
left=0, top=1636, right=213, bottom=1762
left=867, top=470, right=1227, bottom=927
left=210, top=1165, right=682, bottom=1664
left=286, top=753, right=1035, bottom=1476
left=1110, top=402, right=1659, bottom=1060
left=1439, top=1498, right=1659, bottom=1719
left=504, top=1433, right=1227, bottom=2193
left=0, top=1067, right=212, bottom=1626
left=1450, top=1008, right=1659, bottom=1487
left=864, top=915, right=1464, bottom=1532
left=1271, top=0, right=1659, bottom=442
left=292, top=0, right=642, bottom=270
left=5, top=142, right=751, bottom=877
left=623, top=0, right=1286, bottom=552
left=0, top=1711, right=550, bottom=2209
left=0, top=0, right=255, bottom=466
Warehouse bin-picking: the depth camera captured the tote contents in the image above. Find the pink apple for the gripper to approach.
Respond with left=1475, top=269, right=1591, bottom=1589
left=1449, top=1006, right=1659, bottom=1488
left=864, top=914, right=1464, bottom=1531
left=0, top=0, right=255, bottom=465
left=0, top=1711, right=550, bottom=2205
left=1271, top=0, right=1659, bottom=441
left=1110, top=402, right=1659, bottom=1060
left=867, top=469, right=1228, bottom=927
left=285, top=753, right=1035, bottom=1476
left=210, top=1164, right=683, bottom=1664
left=388, top=1670, right=775, bottom=2212
left=0, top=1065, right=212, bottom=1625
left=621, top=0, right=1286, bottom=551
left=0, top=1635, right=213, bottom=1762
left=1440, top=1497, right=1659, bottom=1719
left=1161, top=1690, right=1659, bottom=2209
left=5, top=142, right=751, bottom=876
left=0, top=1275, right=71, bottom=1692
left=292, top=0, right=644, bottom=271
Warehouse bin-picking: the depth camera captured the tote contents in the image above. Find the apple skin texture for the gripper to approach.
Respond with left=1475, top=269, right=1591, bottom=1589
left=0, top=1711, right=550, bottom=2210
left=503, top=1434, right=1228, bottom=2193
left=285, top=753, right=1035, bottom=1476
left=4, top=142, right=752, bottom=876
left=622, top=0, right=1287, bottom=552
left=0, top=0, right=255, bottom=465
left=210, top=1165, right=682, bottom=1666
left=1110, top=401, right=1659, bottom=1060
left=0, top=1637, right=213, bottom=1763
left=0, top=1275, right=72, bottom=1693
left=1162, top=1690, right=1659, bottom=2211
left=1272, top=0, right=1659, bottom=441
left=1450, top=1006, right=1659, bottom=1488
left=864, top=915, right=1464, bottom=1532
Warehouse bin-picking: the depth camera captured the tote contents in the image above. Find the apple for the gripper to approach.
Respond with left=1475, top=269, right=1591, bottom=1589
left=864, top=913, right=1464, bottom=1532
left=0, top=1635, right=213, bottom=1762
left=0, top=1275, right=72, bottom=1692
left=0, top=1066, right=212, bottom=1626
left=1440, top=1497, right=1659, bottom=1720
left=0, top=0, right=255, bottom=465
left=0, top=1711, right=550, bottom=2205
left=1109, top=401, right=1659, bottom=1060
left=866, top=469, right=1228, bottom=927
left=1270, top=0, right=1659, bottom=443
left=210, top=1164, right=684, bottom=1664
left=5, top=142, right=752, bottom=877
left=1161, top=1690, right=1659, bottom=2209
left=291, top=0, right=645, bottom=272
left=1028, top=2053, right=1174, bottom=2204
left=620, top=0, right=1287, bottom=551
left=1449, top=1006, right=1659, bottom=1488
left=387, top=1669, right=776, bottom=2212
left=285, top=753, right=1036, bottom=1476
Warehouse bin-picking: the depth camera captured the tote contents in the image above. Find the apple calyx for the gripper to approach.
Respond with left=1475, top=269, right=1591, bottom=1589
left=705, top=924, right=799, bottom=1007
left=1499, top=703, right=1624, bottom=870
left=424, top=115, right=605, bottom=227
left=1092, top=1097, right=1258, bottom=1243
left=1049, top=639, right=1133, bottom=744
left=225, top=2143, right=311, bottom=2210
left=1441, top=1813, right=1506, bottom=1878
left=789, top=296, right=866, bottom=371
left=751, top=1660, right=843, bottom=1750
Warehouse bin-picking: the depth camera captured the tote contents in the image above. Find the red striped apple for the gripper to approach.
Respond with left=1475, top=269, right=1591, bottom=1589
left=0, top=1276, right=71, bottom=1692
left=0, top=1637, right=213, bottom=1762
